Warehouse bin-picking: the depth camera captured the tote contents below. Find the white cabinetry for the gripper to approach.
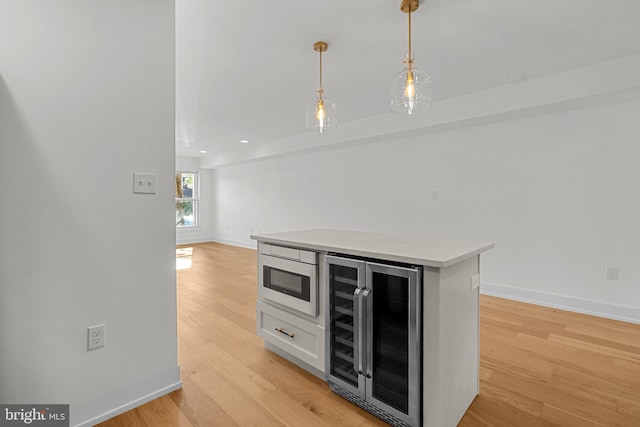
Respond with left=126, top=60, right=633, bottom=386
left=252, top=229, right=494, bottom=427
left=255, top=244, right=326, bottom=376
left=256, top=301, right=325, bottom=371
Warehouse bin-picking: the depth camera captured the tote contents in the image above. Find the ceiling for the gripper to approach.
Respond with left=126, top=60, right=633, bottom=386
left=175, top=0, right=640, bottom=160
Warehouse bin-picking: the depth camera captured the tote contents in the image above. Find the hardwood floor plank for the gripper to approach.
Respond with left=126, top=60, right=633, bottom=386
left=480, top=316, right=522, bottom=337
left=190, top=368, right=284, bottom=427
left=476, top=380, right=543, bottom=418
left=612, top=356, right=640, bottom=373
left=168, top=381, right=239, bottom=427
left=458, top=394, right=546, bottom=427
left=258, top=390, right=335, bottom=427
left=207, top=347, right=278, bottom=400
left=547, top=331, right=640, bottom=363
left=481, top=338, right=555, bottom=379
left=565, top=321, right=640, bottom=347
left=550, top=364, right=640, bottom=404
left=96, top=243, right=640, bottom=427
left=617, top=399, right=640, bottom=418
left=244, top=352, right=388, bottom=426
left=539, top=403, right=604, bottom=427
left=247, top=352, right=328, bottom=400
left=137, top=395, right=194, bottom=427
left=511, top=332, right=615, bottom=375
left=97, top=407, right=148, bottom=427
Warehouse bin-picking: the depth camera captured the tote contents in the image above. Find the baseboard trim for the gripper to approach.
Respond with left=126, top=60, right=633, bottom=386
left=209, top=236, right=257, bottom=250
left=176, top=235, right=216, bottom=245
left=481, top=282, right=640, bottom=325
left=71, top=365, right=182, bottom=427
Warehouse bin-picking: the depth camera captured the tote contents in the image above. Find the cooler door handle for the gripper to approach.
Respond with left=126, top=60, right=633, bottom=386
left=353, top=288, right=363, bottom=375
left=362, top=289, right=372, bottom=378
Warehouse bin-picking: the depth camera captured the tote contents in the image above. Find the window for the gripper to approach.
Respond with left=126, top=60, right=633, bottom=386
left=176, top=171, right=198, bottom=227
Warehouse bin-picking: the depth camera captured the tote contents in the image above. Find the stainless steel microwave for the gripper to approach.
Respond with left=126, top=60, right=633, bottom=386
left=258, top=243, right=318, bottom=316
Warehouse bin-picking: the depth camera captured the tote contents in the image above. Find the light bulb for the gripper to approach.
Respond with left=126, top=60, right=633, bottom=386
left=404, top=70, right=416, bottom=99
left=315, top=98, right=326, bottom=122
left=306, top=87, right=335, bottom=132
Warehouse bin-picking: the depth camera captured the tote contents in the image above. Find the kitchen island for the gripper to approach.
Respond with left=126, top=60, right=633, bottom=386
left=251, top=229, right=494, bottom=427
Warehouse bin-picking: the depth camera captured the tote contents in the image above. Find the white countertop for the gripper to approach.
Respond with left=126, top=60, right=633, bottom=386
left=250, top=229, right=494, bottom=268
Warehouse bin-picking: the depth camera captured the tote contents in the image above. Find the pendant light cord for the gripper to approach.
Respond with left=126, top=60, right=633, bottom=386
left=407, top=9, right=412, bottom=63
left=319, top=49, right=323, bottom=94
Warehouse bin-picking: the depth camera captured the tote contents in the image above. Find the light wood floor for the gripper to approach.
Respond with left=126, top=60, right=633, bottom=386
left=97, top=242, right=640, bottom=427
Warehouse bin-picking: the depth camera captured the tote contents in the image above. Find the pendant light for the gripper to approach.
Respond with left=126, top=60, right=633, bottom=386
left=306, top=41, right=337, bottom=132
left=390, top=0, right=431, bottom=114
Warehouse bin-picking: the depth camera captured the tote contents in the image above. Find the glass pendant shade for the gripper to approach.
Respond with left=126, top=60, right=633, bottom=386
left=391, top=0, right=430, bottom=114
left=390, top=60, right=431, bottom=114
left=306, top=41, right=336, bottom=133
left=306, top=91, right=337, bottom=133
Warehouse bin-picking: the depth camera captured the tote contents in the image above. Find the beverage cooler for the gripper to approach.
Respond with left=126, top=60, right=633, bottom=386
left=325, top=255, right=422, bottom=427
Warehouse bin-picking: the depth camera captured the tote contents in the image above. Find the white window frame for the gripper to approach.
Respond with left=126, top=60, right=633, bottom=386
left=176, top=171, right=199, bottom=228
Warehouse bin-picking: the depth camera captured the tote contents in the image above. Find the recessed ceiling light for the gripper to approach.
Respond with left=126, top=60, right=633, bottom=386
left=199, top=150, right=207, bottom=154
left=240, top=139, right=249, bottom=144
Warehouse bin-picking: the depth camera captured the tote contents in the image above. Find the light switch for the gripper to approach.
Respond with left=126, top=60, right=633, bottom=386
left=133, top=173, right=157, bottom=194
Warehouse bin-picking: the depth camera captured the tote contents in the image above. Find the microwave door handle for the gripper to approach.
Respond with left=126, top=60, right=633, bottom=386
left=353, top=288, right=363, bottom=375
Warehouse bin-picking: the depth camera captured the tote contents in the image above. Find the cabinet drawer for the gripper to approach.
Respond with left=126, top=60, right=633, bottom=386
left=264, top=244, right=317, bottom=265
left=257, top=301, right=324, bottom=371
left=270, top=245, right=301, bottom=260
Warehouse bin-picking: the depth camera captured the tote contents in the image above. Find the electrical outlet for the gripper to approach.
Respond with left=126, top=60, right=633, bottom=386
left=88, top=325, right=105, bottom=350
left=605, top=266, right=619, bottom=280
left=471, top=273, right=480, bottom=290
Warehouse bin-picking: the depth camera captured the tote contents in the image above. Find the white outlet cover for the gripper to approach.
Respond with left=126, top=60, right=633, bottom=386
left=88, top=324, right=105, bottom=350
left=471, top=273, right=480, bottom=290
left=133, top=173, right=157, bottom=194
left=605, top=266, right=619, bottom=280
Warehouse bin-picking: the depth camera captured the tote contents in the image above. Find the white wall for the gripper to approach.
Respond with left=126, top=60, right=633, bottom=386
left=176, top=156, right=215, bottom=244
left=211, top=96, right=640, bottom=322
left=0, top=1, right=179, bottom=425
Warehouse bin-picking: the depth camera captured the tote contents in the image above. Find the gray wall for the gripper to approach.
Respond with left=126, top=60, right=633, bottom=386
left=0, top=1, right=179, bottom=425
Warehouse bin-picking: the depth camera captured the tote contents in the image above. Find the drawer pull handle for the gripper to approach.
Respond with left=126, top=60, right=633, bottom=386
left=275, top=327, right=295, bottom=338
